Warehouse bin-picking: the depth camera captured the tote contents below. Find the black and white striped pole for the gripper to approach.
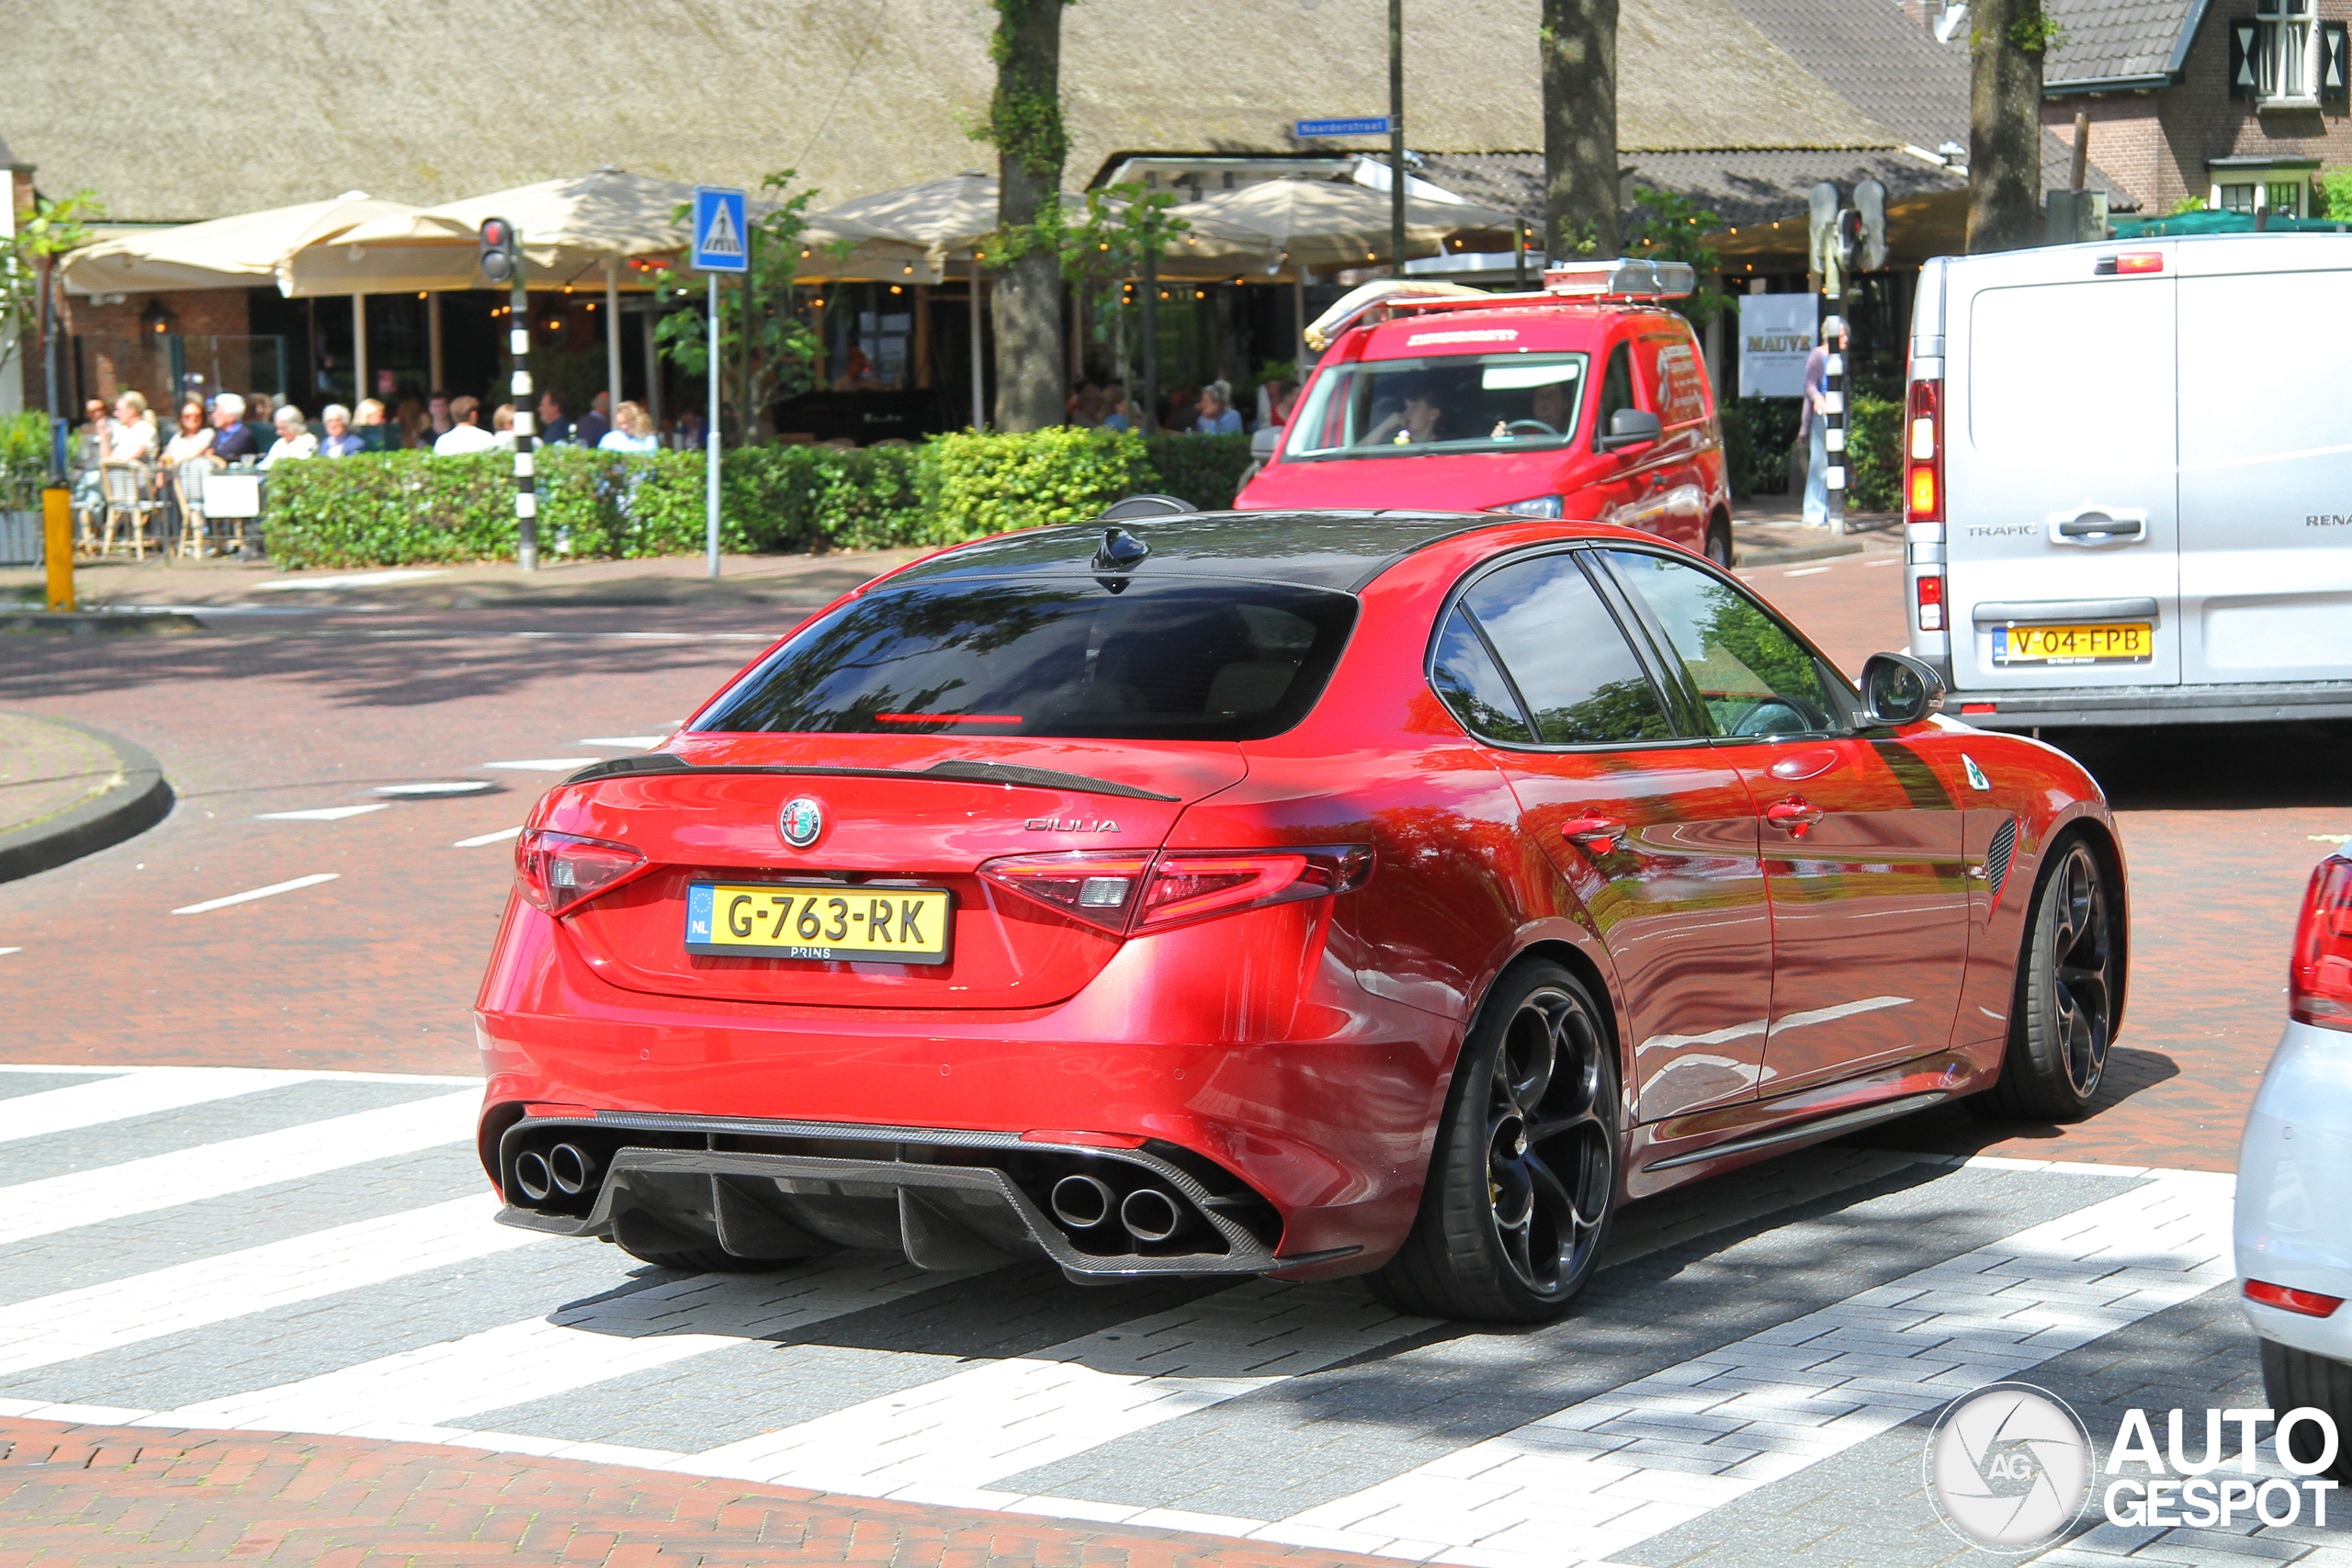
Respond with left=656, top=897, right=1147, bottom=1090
left=1823, top=311, right=1847, bottom=537
left=479, top=218, right=537, bottom=570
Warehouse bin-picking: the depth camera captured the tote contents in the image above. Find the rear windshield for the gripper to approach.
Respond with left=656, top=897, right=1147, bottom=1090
left=1284, top=351, right=1587, bottom=459
left=694, top=577, right=1360, bottom=741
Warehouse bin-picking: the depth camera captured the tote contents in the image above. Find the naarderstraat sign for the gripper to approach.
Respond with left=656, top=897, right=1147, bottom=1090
left=1738, top=293, right=1815, bottom=398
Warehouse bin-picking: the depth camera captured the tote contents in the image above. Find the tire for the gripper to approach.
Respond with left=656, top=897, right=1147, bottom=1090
left=2262, top=1339, right=2352, bottom=1484
left=1973, top=834, right=2121, bottom=1122
left=1703, top=518, right=1735, bottom=569
left=616, top=1242, right=802, bottom=1274
left=1369, top=962, right=1620, bottom=1323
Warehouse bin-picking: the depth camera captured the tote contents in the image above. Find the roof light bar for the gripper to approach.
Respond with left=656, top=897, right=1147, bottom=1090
left=1542, top=258, right=1695, bottom=300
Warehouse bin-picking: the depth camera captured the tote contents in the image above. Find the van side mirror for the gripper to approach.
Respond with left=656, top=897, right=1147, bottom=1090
left=1860, top=651, right=1946, bottom=728
left=1598, top=409, right=1663, bottom=452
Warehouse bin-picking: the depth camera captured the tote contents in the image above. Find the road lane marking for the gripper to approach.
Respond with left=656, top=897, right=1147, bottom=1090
left=1865, top=557, right=1901, bottom=566
left=376, top=781, right=497, bottom=796
left=0, top=1089, right=481, bottom=1247
left=254, top=570, right=448, bottom=591
left=1784, top=566, right=1833, bottom=577
left=0, top=949, right=17, bottom=957
left=172, top=873, right=341, bottom=915
left=255, top=805, right=389, bottom=822
left=0, top=1066, right=312, bottom=1145
left=479, top=759, right=599, bottom=772
left=577, top=737, right=667, bottom=749
left=688, top=1280, right=1428, bottom=1494
left=0, top=1197, right=538, bottom=1377
left=453, top=826, right=524, bottom=849
left=154, top=1253, right=956, bottom=1436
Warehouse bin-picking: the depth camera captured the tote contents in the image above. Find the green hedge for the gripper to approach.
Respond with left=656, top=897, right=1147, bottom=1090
left=1846, top=392, right=1902, bottom=513
left=1715, top=395, right=1900, bottom=512
left=1719, top=398, right=1799, bottom=499
left=264, top=428, right=1263, bottom=569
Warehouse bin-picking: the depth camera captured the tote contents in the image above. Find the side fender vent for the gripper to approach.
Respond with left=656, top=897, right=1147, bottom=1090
left=1986, top=817, right=2018, bottom=904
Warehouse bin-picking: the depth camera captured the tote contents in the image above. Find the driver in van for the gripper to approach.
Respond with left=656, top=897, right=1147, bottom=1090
left=1364, top=377, right=1447, bottom=446
left=1527, top=378, right=1571, bottom=435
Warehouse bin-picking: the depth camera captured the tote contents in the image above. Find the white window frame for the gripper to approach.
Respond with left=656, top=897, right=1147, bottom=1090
left=2258, top=0, right=2321, bottom=107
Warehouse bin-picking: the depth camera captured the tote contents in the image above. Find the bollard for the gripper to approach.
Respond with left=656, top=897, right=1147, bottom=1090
left=41, top=487, right=74, bottom=613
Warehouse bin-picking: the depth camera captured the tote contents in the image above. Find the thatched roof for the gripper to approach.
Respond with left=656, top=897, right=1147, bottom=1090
left=6, top=0, right=1896, bottom=226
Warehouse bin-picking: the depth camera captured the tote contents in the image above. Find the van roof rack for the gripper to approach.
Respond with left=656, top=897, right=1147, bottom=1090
left=1300, top=261, right=1694, bottom=350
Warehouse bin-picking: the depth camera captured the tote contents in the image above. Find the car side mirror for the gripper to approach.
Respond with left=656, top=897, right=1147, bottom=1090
left=1598, top=408, right=1663, bottom=452
left=1860, top=651, right=1947, bottom=728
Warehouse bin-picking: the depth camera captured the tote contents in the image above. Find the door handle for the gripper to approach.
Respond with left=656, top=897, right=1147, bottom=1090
left=2044, top=509, right=2148, bottom=546
left=1763, top=796, right=1823, bottom=838
left=1561, top=813, right=1625, bottom=854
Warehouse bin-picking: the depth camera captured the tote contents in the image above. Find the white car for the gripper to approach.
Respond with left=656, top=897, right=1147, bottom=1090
left=2236, top=852, right=2352, bottom=1475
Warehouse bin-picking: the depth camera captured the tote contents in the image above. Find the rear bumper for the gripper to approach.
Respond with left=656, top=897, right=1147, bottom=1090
left=1950, top=680, right=2352, bottom=729
left=2237, top=1020, right=2352, bottom=1359
left=496, top=1111, right=1337, bottom=1280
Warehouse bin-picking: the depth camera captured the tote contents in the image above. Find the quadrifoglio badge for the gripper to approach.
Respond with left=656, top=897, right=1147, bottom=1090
left=1926, top=1385, right=2344, bottom=1553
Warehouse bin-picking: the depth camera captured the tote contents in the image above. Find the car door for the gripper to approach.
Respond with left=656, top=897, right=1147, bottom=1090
left=1581, top=339, right=1669, bottom=534
left=1941, top=246, right=2180, bottom=692
left=2175, top=237, right=2352, bottom=684
left=1430, top=548, right=1772, bottom=1122
left=1600, top=547, right=1971, bottom=1096
left=1638, top=327, right=1711, bottom=552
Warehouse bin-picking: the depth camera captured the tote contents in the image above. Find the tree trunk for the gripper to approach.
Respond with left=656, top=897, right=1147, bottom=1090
left=1968, top=0, right=2045, bottom=253
left=990, top=0, right=1068, bottom=433
left=1541, top=0, right=1621, bottom=261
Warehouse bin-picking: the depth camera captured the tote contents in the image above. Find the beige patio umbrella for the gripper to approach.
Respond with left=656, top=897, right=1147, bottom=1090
left=62, top=191, right=420, bottom=295
left=1162, top=179, right=1517, bottom=274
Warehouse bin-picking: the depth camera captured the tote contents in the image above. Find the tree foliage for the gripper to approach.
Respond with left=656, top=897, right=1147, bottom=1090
left=1622, top=186, right=1726, bottom=325
left=1, top=189, right=105, bottom=378
left=647, top=171, right=826, bottom=431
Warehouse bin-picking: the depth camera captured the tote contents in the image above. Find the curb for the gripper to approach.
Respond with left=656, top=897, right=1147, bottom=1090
left=0, top=611, right=206, bottom=636
left=1735, top=538, right=1867, bottom=568
left=0, top=715, right=174, bottom=885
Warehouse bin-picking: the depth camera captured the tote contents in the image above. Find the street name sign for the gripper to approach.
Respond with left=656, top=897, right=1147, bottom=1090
left=692, top=186, right=749, bottom=273
left=1295, top=117, right=1395, bottom=138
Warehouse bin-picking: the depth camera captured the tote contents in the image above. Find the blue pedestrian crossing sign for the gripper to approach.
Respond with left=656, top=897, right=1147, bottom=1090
left=692, top=186, right=749, bottom=273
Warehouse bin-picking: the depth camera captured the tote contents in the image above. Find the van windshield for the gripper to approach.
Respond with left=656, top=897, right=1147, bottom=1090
left=692, top=577, right=1359, bottom=741
left=1283, top=352, right=1588, bottom=459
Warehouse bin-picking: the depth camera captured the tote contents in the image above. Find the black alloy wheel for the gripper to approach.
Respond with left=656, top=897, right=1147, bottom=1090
left=1370, top=962, right=1619, bottom=1322
left=1975, top=836, right=2120, bottom=1122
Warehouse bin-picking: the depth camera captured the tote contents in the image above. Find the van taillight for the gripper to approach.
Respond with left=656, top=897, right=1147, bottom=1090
left=1905, top=378, right=1942, bottom=525
left=1916, top=572, right=1945, bottom=633
left=2290, top=857, right=2352, bottom=1031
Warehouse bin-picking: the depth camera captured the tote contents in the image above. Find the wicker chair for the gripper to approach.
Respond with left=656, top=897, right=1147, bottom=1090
left=172, top=457, right=221, bottom=559
left=97, top=463, right=160, bottom=559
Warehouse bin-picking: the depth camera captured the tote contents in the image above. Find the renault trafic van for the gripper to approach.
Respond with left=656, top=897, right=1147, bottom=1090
left=1905, top=233, right=2352, bottom=728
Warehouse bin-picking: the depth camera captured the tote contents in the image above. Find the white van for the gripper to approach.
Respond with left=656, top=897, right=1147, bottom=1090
left=1905, top=234, right=2352, bottom=728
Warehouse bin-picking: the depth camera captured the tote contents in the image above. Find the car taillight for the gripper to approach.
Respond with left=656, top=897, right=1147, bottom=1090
left=514, top=829, right=650, bottom=917
left=1916, top=572, right=1945, bottom=633
left=1905, top=378, right=1941, bottom=525
left=1495, top=495, right=1566, bottom=520
left=979, top=847, right=1374, bottom=936
left=2246, top=1279, right=2345, bottom=1317
left=2290, top=857, right=2352, bottom=1031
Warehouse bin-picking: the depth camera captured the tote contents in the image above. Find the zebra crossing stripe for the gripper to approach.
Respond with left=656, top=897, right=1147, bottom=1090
left=0, top=1067, right=317, bottom=1146
left=153, top=1252, right=957, bottom=1436
left=1238, top=1169, right=2233, bottom=1565
left=689, top=1279, right=1430, bottom=1494
left=0, top=1089, right=481, bottom=1246
left=0, top=1196, right=538, bottom=1377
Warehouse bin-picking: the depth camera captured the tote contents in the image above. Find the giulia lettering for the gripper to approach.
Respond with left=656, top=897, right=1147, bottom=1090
left=726, top=894, right=754, bottom=939
left=899, top=899, right=927, bottom=943
left=1024, top=818, right=1120, bottom=832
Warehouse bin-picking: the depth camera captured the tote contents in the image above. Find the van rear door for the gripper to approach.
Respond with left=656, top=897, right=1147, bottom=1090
left=2175, top=236, right=2352, bottom=685
left=1944, top=245, right=2180, bottom=692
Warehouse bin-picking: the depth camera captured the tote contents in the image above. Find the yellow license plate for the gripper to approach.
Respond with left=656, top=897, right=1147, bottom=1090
left=1992, top=621, right=2153, bottom=665
left=685, top=884, right=954, bottom=964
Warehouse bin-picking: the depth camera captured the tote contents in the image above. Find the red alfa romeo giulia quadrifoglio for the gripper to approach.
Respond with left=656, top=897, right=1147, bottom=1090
left=475, top=511, right=2125, bottom=1323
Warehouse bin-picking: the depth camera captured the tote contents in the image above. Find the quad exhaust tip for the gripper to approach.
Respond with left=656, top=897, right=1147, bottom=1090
left=1119, top=1187, right=1188, bottom=1244
left=1049, top=1173, right=1115, bottom=1230
left=513, top=1148, right=555, bottom=1203
left=548, top=1143, right=598, bottom=1198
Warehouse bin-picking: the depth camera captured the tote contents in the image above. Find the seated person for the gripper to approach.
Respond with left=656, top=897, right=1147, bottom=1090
left=1363, top=386, right=1445, bottom=446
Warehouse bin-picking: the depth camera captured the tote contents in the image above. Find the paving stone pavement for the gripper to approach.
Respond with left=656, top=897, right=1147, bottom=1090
left=0, top=1064, right=2329, bottom=1567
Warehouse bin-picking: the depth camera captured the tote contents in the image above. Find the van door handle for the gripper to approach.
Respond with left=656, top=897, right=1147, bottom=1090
left=2046, top=509, right=2148, bottom=546
left=1763, top=796, right=1824, bottom=838
left=1561, top=813, right=1625, bottom=854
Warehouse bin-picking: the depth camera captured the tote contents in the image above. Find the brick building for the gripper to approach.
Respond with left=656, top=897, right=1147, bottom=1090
left=2046, top=0, right=2352, bottom=216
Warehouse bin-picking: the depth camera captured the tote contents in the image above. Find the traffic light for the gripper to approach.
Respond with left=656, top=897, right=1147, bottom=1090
left=1854, top=178, right=1889, bottom=273
left=479, top=218, right=520, bottom=285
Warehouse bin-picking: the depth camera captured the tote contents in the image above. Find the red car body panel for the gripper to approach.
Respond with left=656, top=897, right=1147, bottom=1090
left=1233, top=302, right=1731, bottom=555
left=474, top=514, right=2122, bottom=1280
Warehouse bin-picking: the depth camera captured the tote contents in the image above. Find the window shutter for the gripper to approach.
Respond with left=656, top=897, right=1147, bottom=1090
left=2324, top=21, right=2350, bottom=104
left=2232, top=17, right=2260, bottom=98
